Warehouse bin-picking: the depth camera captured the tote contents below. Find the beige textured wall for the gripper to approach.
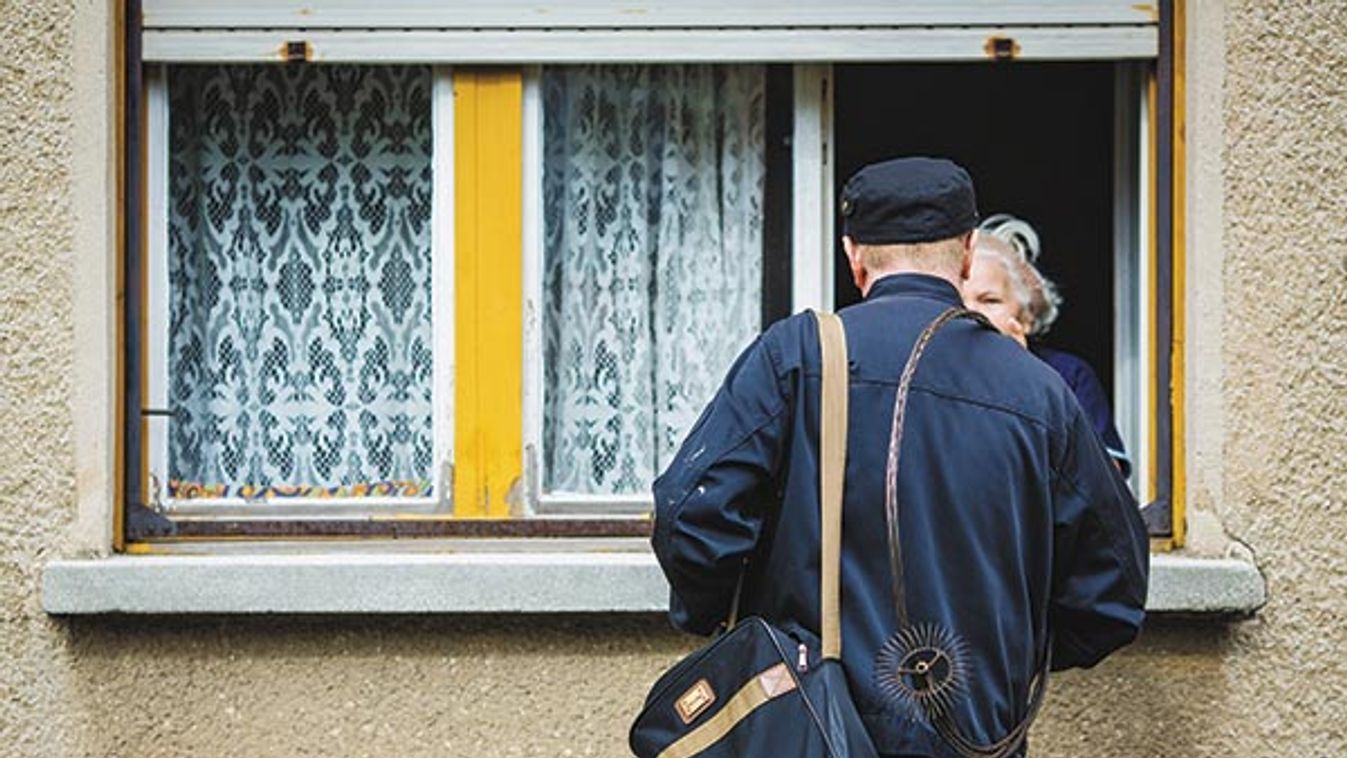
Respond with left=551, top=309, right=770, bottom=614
left=2, top=0, right=1345, bottom=756
left=0, top=0, right=82, bottom=751
left=1202, top=0, right=1347, bottom=750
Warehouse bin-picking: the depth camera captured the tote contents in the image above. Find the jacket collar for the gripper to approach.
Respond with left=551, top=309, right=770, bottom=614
left=865, top=273, right=965, bottom=308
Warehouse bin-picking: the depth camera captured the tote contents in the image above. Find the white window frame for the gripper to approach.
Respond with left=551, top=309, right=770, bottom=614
left=793, top=64, right=835, bottom=313
left=1114, top=62, right=1153, bottom=498
left=143, top=64, right=456, bottom=518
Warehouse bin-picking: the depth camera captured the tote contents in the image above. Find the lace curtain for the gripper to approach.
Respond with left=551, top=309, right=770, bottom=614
left=542, top=65, right=766, bottom=495
left=166, top=65, right=435, bottom=498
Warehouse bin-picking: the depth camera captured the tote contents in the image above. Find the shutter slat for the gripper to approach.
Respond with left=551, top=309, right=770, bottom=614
left=143, top=0, right=1157, bottom=30
left=143, top=27, right=1158, bottom=64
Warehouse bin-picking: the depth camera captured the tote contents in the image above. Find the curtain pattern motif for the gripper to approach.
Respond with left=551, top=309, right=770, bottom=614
left=542, top=65, right=765, bottom=495
left=166, top=64, right=434, bottom=498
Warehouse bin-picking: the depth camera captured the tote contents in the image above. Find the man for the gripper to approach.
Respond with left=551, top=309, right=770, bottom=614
left=651, top=157, right=1149, bottom=757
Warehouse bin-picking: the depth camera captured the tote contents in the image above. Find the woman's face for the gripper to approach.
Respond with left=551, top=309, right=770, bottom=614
left=963, top=256, right=1028, bottom=346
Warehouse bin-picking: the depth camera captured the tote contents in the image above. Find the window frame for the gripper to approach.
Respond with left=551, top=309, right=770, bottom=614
left=1115, top=62, right=1158, bottom=500
left=117, top=0, right=1185, bottom=547
left=1114, top=61, right=1153, bottom=502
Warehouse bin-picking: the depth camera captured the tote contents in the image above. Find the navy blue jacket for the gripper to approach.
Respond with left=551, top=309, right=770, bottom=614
left=652, top=274, right=1149, bottom=757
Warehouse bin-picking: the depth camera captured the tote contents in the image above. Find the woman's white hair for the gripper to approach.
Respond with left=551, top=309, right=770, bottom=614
left=974, top=215, right=1062, bottom=336
left=980, top=213, right=1042, bottom=261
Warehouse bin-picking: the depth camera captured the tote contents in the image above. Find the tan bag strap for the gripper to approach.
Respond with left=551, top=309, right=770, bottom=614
left=816, top=311, right=848, bottom=661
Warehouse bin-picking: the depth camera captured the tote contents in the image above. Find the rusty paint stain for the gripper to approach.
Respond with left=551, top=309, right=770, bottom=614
left=1132, top=3, right=1160, bottom=22
left=280, top=40, right=313, bottom=63
left=983, top=36, right=1020, bottom=61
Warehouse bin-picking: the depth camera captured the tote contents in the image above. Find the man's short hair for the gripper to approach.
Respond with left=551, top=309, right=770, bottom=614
left=856, top=234, right=967, bottom=273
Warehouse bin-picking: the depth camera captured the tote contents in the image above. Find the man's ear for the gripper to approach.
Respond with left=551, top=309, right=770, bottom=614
left=842, top=235, right=867, bottom=294
left=842, top=234, right=858, bottom=264
left=959, top=231, right=975, bottom=281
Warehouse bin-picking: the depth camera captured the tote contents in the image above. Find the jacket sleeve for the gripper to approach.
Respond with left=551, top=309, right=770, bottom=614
left=1048, top=404, right=1150, bottom=671
left=1061, top=354, right=1132, bottom=477
left=651, top=332, right=794, bottom=636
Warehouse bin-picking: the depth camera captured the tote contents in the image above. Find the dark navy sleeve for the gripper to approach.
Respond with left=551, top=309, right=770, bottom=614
left=651, top=332, right=793, bottom=635
left=1039, top=348, right=1131, bottom=477
left=1048, top=404, right=1150, bottom=671
left=1063, top=356, right=1132, bottom=478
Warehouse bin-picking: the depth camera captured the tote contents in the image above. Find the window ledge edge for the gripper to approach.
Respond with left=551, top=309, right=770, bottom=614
left=41, top=549, right=1263, bottom=617
left=1144, top=552, right=1265, bottom=616
left=42, top=550, right=668, bottom=615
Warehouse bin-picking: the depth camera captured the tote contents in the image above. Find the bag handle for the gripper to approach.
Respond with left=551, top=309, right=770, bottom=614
left=816, top=310, right=848, bottom=661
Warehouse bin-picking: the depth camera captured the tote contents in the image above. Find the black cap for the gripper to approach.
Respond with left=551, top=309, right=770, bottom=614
left=840, top=157, right=978, bottom=244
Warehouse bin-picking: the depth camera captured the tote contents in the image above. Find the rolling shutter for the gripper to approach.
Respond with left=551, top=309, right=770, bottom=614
left=141, top=1, right=1158, bottom=62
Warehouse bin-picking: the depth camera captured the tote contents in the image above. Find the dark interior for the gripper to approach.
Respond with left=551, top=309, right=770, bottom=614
left=833, top=62, right=1117, bottom=396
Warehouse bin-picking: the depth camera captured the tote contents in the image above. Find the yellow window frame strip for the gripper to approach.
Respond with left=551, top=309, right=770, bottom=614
left=453, top=68, right=524, bottom=518
left=1169, top=0, right=1187, bottom=548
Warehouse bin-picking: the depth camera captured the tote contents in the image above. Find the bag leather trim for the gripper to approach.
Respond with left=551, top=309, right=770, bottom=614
left=656, top=663, right=798, bottom=758
left=674, top=679, right=716, bottom=724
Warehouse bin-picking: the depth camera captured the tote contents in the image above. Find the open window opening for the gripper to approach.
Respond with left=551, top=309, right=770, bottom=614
left=831, top=62, right=1156, bottom=506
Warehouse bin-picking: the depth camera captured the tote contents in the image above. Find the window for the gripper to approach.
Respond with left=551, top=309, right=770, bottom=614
left=144, top=64, right=452, bottom=517
left=124, top=0, right=1181, bottom=545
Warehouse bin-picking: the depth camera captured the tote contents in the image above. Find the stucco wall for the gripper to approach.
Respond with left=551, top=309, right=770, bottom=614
left=0, top=0, right=82, bottom=751
left=1203, top=0, right=1347, bottom=750
left=1, top=0, right=1344, bottom=756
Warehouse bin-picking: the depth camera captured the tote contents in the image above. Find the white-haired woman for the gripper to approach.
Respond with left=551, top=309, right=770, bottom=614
left=964, top=214, right=1131, bottom=476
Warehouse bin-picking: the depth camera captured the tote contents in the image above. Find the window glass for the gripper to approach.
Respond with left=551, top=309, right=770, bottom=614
left=166, top=64, right=434, bottom=500
left=540, top=64, right=765, bottom=496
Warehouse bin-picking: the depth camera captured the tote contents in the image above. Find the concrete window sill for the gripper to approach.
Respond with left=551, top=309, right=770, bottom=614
left=41, top=546, right=1265, bottom=617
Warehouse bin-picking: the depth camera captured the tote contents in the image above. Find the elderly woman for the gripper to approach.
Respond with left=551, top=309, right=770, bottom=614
left=964, top=215, right=1131, bottom=476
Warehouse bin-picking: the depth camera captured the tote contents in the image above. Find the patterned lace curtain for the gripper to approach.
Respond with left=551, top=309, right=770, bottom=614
left=542, top=65, right=765, bottom=495
left=166, top=65, right=435, bottom=499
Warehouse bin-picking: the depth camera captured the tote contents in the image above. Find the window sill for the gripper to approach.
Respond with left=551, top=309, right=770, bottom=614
left=42, top=546, right=1264, bottom=617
